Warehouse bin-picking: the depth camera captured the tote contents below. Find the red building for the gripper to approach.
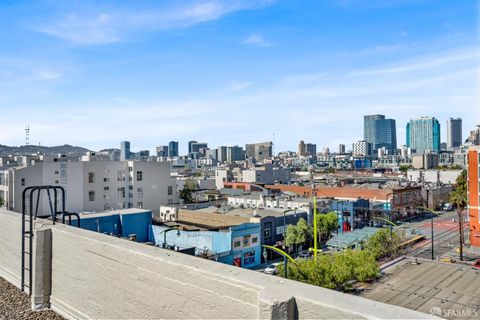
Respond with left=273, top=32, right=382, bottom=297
left=468, top=146, right=480, bottom=247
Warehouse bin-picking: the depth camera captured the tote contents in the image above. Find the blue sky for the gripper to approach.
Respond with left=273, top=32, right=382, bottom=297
left=0, top=0, right=478, bottom=154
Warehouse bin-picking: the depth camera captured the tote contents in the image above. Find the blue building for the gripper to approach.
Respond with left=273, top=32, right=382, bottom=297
left=75, top=208, right=153, bottom=242
left=364, top=114, right=397, bottom=153
left=406, top=117, right=441, bottom=154
left=168, top=141, right=179, bottom=157
left=330, top=199, right=370, bottom=233
left=151, top=222, right=262, bottom=269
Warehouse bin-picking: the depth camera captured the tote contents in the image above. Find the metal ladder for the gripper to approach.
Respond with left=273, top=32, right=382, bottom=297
left=21, top=186, right=81, bottom=295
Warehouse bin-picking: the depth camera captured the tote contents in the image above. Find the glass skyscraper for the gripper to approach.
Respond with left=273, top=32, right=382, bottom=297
left=363, top=115, right=397, bottom=153
left=406, top=117, right=441, bottom=154
left=168, top=141, right=179, bottom=157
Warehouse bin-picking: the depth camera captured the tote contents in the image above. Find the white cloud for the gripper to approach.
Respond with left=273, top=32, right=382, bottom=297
left=242, top=34, right=273, bottom=47
left=36, top=1, right=273, bottom=45
left=36, top=69, right=62, bottom=80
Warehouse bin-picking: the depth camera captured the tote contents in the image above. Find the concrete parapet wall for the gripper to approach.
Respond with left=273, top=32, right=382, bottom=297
left=0, top=209, right=435, bottom=319
left=0, top=209, right=22, bottom=287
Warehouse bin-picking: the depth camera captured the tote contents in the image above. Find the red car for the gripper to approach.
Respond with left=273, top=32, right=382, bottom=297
left=473, top=260, right=480, bottom=268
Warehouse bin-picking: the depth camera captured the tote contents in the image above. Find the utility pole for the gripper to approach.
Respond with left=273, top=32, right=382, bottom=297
left=458, top=210, right=464, bottom=261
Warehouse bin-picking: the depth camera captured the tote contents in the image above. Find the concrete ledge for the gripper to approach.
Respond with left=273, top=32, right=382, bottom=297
left=0, top=209, right=437, bottom=319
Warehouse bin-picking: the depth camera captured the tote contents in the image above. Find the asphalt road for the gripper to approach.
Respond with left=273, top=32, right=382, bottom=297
left=402, top=211, right=470, bottom=260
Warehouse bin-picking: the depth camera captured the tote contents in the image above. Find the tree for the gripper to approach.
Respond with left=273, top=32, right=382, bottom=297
left=285, top=218, right=311, bottom=250
left=450, top=169, right=467, bottom=261
left=316, top=212, right=338, bottom=241
left=277, top=249, right=379, bottom=291
left=364, top=228, right=401, bottom=261
left=0, top=196, right=4, bottom=207
left=179, top=178, right=197, bottom=203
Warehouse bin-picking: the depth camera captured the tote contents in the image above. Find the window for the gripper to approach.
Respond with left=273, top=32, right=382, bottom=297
left=263, top=228, right=271, bottom=238
left=243, top=236, right=250, bottom=246
left=137, top=201, right=143, bottom=208
left=88, top=191, right=95, bottom=202
left=104, top=177, right=109, bottom=182
left=136, top=171, right=143, bottom=181
left=128, top=202, right=133, bottom=208
left=21, top=178, right=25, bottom=186
left=168, top=199, right=173, bottom=204
left=128, top=192, right=133, bottom=198
left=137, top=187, right=144, bottom=198
left=168, top=186, right=173, bottom=196
left=128, top=185, right=133, bottom=190
left=252, top=237, right=258, bottom=244
left=54, top=170, right=59, bottom=175
left=234, top=241, right=241, bottom=248
left=88, top=172, right=95, bottom=183
left=128, top=166, right=133, bottom=172
left=104, top=186, right=109, bottom=191
left=117, top=170, right=125, bottom=181
left=117, top=187, right=125, bottom=199
left=55, top=180, right=59, bottom=184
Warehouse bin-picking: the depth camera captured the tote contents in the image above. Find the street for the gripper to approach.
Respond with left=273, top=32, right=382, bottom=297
left=402, top=211, right=472, bottom=261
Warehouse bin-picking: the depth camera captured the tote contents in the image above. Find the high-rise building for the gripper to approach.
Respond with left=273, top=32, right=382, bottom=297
left=156, top=146, right=168, bottom=157
left=468, top=146, right=480, bottom=247
left=338, top=144, right=346, bottom=154
left=217, top=146, right=228, bottom=163
left=188, top=140, right=197, bottom=154
left=120, top=141, right=131, bottom=161
left=306, top=143, right=317, bottom=156
left=406, top=117, right=441, bottom=154
left=190, top=142, right=208, bottom=157
left=227, top=146, right=245, bottom=162
left=168, top=141, right=179, bottom=157
left=352, top=141, right=372, bottom=157
left=447, top=118, right=462, bottom=149
left=364, top=115, right=397, bottom=153
left=245, top=142, right=272, bottom=162
left=298, top=140, right=306, bottom=156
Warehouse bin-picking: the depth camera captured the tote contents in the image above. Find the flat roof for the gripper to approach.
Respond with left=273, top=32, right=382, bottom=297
left=361, top=258, right=480, bottom=319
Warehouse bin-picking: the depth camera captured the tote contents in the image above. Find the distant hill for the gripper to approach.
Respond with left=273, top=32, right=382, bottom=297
left=0, top=144, right=91, bottom=156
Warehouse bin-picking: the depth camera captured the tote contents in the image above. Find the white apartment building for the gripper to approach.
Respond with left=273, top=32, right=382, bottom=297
left=0, top=160, right=177, bottom=216
left=227, top=193, right=312, bottom=211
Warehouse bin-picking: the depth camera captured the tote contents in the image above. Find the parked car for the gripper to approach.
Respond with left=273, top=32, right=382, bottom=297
left=473, top=260, right=480, bottom=268
left=264, top=263, right=281, bottom=275
left=297, top=251, right=312, bottom=259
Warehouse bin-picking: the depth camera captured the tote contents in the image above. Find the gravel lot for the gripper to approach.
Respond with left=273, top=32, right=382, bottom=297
left=0, top=277, right=63, bottom=320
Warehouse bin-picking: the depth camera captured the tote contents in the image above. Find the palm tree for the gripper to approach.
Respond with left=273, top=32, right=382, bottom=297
left=449, top=170, right=467, bottom=261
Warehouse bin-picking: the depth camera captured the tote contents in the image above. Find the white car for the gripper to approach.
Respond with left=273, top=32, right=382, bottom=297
left=263, top=263, right=280, bottom=275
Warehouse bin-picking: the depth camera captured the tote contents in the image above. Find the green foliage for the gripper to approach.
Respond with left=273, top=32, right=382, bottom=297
left=0, top=196, right=4, bottom=207
left=316, top=212, right=338, bottom=241
left=179, top=178, right=198, bottom=203
left=285, top=218, right=312, bottom=247
left=364, top=228, right=401, bottom=260
left=277, top=250, right=379, bottom=290
left=399, top=165, right=411, bottom=173
left=450, top=169, right=467, bottom=210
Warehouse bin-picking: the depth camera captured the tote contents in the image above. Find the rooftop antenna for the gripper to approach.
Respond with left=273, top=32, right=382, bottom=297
left=25, top=125, right=30, bottom=145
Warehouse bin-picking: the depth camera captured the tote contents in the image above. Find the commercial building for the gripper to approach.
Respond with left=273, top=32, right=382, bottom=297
left=446, top=118, right=462, bottom=149
left=227, top=145, right=245, bottom=162
left=298, top=140, right=306, bottom=156
left=364, top=114, right=397, bottom=152
left=0, top=160, right=177, bottom=216
left=468, top=146, right=480, bottom=247
left=306, top=143, right=317, bottom=156
left=406, top=117, right=441, bottom=154
left=338, top=144, right=346, bottom=154
left=411, top=152, right=439, bottom=169
left=241, top=164, right=291, bottom=185
left=331, top=199, right=370, bottom=233
left=156, top=145, right=168, bottom=157
left=245, top=141, right=273, bottom=162
left=468, top=125, right=480, bottom=145
left=120, top=141, right=131, bottom=161
left=189, top=142, right=208, bottom=158
left=168, top=141, right=179, bottom=157
left=352, top=140, right=372, bottom=157
left=151, top=208, right=262, bottom=268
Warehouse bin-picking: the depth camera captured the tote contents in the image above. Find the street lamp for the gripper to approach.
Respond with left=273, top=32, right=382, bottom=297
left=418, top=206, right=440, bottom=260
left=158, top=228, right=181, bottom=249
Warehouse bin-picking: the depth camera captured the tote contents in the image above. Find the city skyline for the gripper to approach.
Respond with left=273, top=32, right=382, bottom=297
left=0, top=0, right=478, bottom=153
